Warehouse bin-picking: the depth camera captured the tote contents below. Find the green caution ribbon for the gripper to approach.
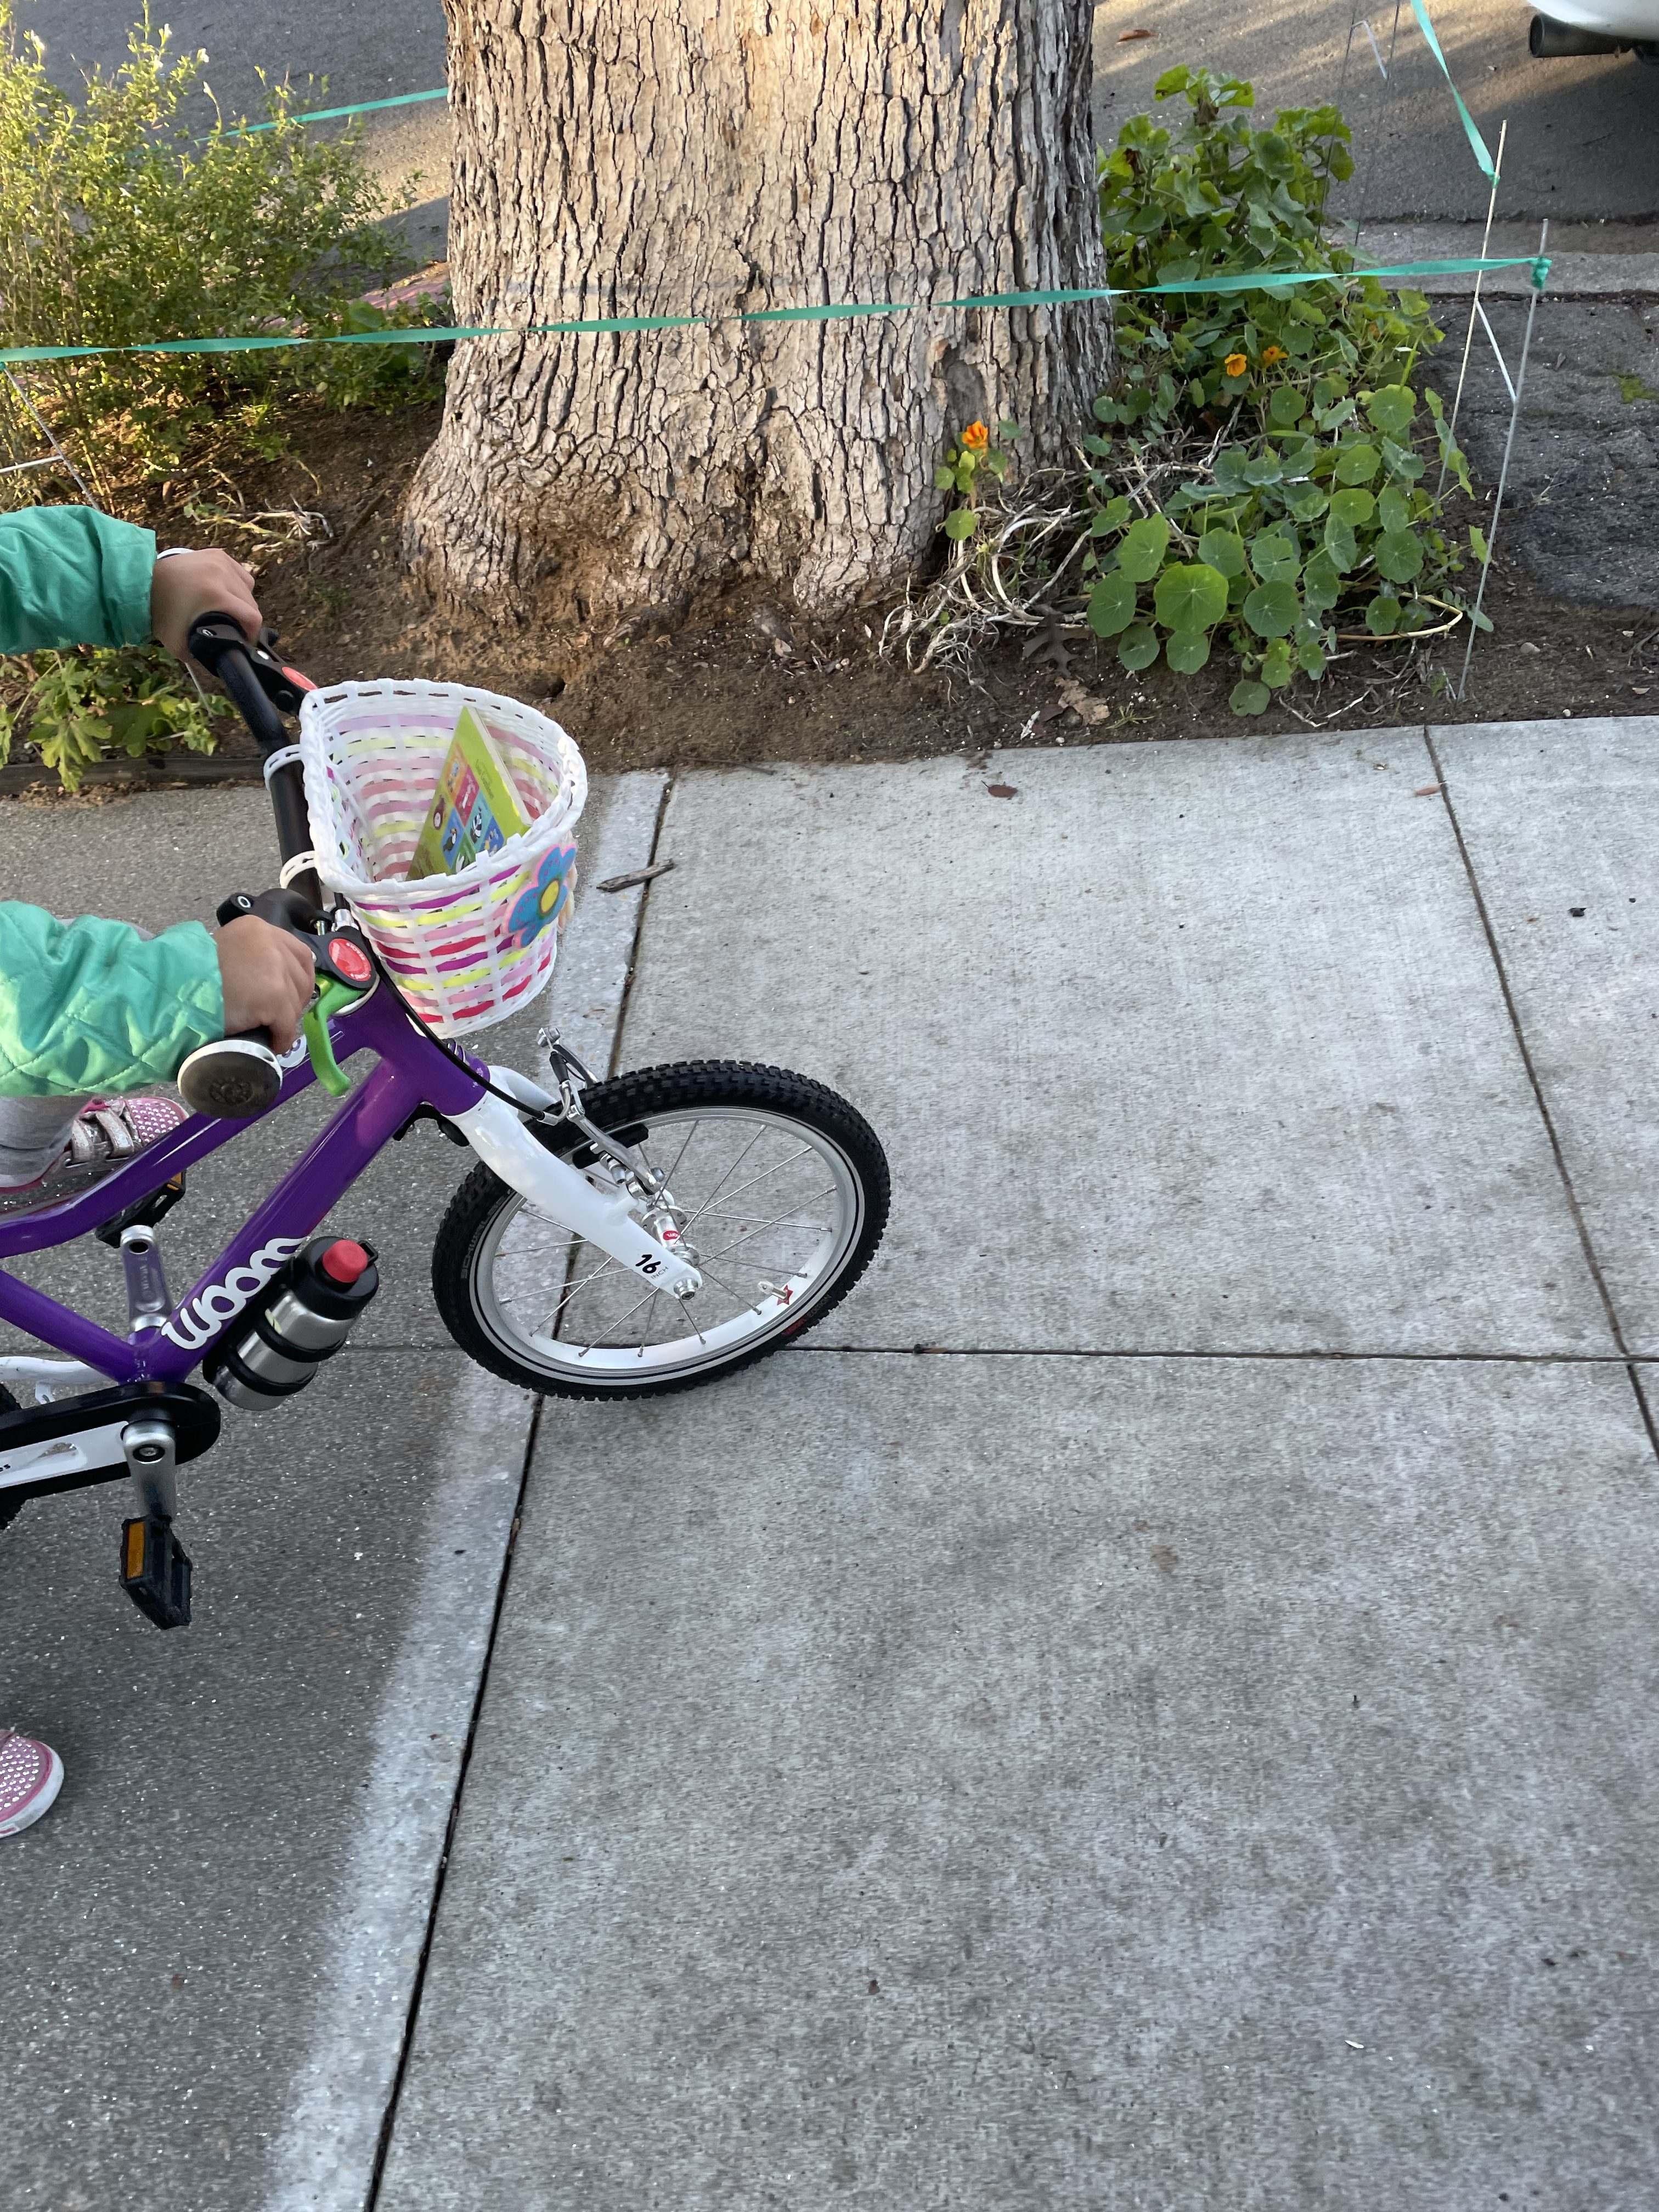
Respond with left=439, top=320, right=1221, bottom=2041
left=0, top=256, right=1549, bottom=366
left=1409, top=0, right=1499, bottom=185
left=220, top=87, right=447, bottom=137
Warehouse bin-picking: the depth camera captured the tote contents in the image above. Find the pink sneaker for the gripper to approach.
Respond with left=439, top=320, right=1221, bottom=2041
left=0, top=1095, right=190, bottom=1218
left=0, top=1728, right=64, bottom=1836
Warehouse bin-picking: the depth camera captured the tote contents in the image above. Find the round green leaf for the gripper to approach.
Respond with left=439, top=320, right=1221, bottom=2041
left=1322, top=515, right=1358, bottom=574
left=1116, top=515, right=1172, bottom=583
left=1268, top=385, right=1304, bottom=427
left=1244, top=580, right=1300, bottom=638
left=1198, top=528, right=1246, bottom=578
left=1297, top=636, right=1328, bottom=678
left=1373, top=529, right=1425, bottom=583
left=1165, top=628, right=1212, bottom=674
left=1301, top=553, right=1341, bottom=612
left=1285, top=482, right=1328, bottom=522
left=1261, top=641, right=1294, bottom=690
left=1378, top=487, right=1412, bottom=535
left=1243, top=455, right=1285, bottom=487
left=1212, top=450, right=1253, bottom=492
left=1230, top=680, right=1271, bottom=716
left=1364, top=385, right=1417, bottom=438
left=1154, top=561, right=1229, bottom=633
left=942, top=507, right=977, bottom=542
left=1087, top=572, right=1138, bottom=638
left=1366, top=595, right=1402, bottom=636
left=1249, top=528, right=1301, bottom=583
left=1381, top=437, right=1425, bottom=482
left=1118, top=623, right=1161, bottom=673
left=1329, top=487, right=1374, bottom=527
left=1334, top=442, right=1380, bottom=486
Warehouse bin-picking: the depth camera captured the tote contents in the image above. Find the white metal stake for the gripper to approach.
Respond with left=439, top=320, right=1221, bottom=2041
left=0, top=369, right=94, bottom=504
left=1438, top=116, right=1507, bottom=502
left=1457, top=218, right=1547, bottom=701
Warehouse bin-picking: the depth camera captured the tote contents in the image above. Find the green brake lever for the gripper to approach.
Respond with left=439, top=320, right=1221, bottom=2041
left=302, top=977, right=365, bottom=1098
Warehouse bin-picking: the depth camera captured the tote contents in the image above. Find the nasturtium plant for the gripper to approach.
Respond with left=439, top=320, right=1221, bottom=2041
left=1077, top=65, right=1481, bottom=707
left=923, top=64, right=1484, bottom=700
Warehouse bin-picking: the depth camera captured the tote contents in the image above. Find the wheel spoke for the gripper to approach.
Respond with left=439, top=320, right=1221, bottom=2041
left=533, top=1255, right=618, bottom=1338
left=680, top=1142, right=816, bottom=1230
left=696, top=1216, right=827, bottom=1267
left=678, top=1122, right=768, bottom=1221
left=689, top=1193, right=836, bottom=1230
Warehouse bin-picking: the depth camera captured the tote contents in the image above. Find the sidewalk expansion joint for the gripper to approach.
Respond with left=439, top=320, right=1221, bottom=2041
left=362, top=1390, right=546, bottom=2210
left=794, top=1344, right=1659, bottom=1365
left=1424, top=732, right=1659, bottom=1465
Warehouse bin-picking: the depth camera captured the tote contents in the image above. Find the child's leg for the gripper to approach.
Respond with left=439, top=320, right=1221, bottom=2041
left=0, top=1096, right=85, bottom=1187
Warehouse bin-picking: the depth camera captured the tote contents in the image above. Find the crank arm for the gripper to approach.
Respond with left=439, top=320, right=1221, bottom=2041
left=449, top=1092, right=702, bottom=1297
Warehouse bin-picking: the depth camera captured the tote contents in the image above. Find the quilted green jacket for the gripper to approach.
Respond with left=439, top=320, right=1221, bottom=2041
left=0, top=507, right=224, bottom=1096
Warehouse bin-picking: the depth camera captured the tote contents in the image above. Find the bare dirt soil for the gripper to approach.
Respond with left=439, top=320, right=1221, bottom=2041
left=56, top=390, right=1659, bottom=800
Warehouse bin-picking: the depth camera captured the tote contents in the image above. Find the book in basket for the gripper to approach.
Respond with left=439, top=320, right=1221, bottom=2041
left=408, top=704, right=531, bottom=880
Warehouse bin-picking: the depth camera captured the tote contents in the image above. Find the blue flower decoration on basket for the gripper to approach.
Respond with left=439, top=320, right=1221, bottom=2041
left=507, top=844, right=575, bottom=949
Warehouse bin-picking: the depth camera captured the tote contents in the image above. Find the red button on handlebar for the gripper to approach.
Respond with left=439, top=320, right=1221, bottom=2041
left=329, top=938, right=373, bottom=985
left=319, top=1240, right=371, bottom=1286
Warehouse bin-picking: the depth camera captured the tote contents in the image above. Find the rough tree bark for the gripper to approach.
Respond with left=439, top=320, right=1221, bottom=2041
left=406, top=0, right=1112, bottom=625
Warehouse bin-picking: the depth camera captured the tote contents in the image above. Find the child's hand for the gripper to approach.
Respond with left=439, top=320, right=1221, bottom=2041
left=150, top=550, right=263, bottom=670
left=216, top=917, right=315, bottom=1052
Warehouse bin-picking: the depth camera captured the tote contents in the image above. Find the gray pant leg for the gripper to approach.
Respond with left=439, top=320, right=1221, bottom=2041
left=0, top=1095, right=87, bottom=1183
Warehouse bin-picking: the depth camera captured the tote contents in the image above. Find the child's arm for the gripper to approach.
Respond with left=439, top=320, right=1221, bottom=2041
left=0, top=507, right=157, bottom=655
left=0, top=904, right=223, bottom=1097
left=0, top=511, right=313, bottom=1097
left=0, top=506, right=261, bottom=664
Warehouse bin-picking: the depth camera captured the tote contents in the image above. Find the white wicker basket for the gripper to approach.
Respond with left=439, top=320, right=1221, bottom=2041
left=297, top=679, right=587, bottom=1038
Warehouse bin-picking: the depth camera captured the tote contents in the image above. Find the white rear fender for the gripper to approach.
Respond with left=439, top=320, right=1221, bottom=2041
left=450, top=1090, right=702, bottom=1298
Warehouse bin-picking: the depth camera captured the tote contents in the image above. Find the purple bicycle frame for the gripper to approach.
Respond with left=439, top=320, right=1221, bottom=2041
left=0, top=983, right=482, bottom=1385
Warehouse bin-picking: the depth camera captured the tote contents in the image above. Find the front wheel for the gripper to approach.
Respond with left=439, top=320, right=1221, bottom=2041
left=432, top=1060, right=889, bottom=1400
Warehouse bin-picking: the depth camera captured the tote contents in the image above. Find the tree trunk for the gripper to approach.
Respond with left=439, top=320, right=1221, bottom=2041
left=407, top=0, right=1111, bottom=625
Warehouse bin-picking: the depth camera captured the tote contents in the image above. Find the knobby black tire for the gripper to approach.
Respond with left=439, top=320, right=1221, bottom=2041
left=432, top=1060, right=890, bottom=1400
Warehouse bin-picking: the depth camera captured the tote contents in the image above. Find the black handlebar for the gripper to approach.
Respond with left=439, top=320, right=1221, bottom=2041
left=185, top=611, right=321, bottom=910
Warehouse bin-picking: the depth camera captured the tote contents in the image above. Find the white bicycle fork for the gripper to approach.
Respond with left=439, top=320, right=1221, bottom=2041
left=450, top=1082, right=702, bottom=1300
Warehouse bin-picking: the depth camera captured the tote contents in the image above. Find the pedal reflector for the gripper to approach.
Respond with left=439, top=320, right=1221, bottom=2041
left=119, top=1515, right=193, bottom=1631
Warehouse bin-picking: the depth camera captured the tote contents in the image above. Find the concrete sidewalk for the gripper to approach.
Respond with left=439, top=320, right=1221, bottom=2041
left=7, top=717, right=1659, bottom=2211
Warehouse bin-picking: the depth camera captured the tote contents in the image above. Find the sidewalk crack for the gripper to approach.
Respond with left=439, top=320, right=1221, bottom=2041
left=363, top=1393, right=546, bottom=2207
left=1425, top=730, right=1659, bottom=1463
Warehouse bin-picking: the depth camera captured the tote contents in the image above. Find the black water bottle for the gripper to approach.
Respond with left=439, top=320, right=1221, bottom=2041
left=206, top=1237, right=379, bottom=1410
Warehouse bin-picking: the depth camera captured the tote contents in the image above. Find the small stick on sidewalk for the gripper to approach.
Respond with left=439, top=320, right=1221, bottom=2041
left=595, top=859, right=675, bottom=894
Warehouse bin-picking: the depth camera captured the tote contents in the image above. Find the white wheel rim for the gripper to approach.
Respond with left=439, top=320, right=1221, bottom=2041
left=470, top=1105, right=864, bottom=1385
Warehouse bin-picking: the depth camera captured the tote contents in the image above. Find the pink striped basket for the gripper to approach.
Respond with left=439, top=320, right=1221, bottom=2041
left=297, top=679, right=587, bottom=1038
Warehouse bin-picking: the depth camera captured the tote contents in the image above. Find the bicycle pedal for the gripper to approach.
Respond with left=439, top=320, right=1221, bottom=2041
left=119, top=1515, right=193, bottom=1631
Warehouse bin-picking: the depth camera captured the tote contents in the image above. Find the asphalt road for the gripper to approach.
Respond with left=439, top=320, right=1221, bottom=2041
left=32, top=0, right=1659, bottom=233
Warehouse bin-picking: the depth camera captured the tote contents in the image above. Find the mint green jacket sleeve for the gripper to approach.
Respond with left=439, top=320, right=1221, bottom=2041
left=0, top=905, right=223, bottom=1096
left=0, top=506, right=156, bottom=654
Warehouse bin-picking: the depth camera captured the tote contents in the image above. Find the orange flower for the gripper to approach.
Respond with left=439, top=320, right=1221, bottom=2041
left=961, top=421, right=990, bottom=451
left=1262, top=345, right=1287, bottom=365
left=1223, top=351, right=1249, bottom=378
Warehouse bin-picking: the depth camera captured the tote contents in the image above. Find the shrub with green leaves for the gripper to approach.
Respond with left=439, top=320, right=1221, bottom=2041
left=0, top=643, right=233, bottom=789
left=1084, top=66, right=1481, bottom=712
left=0, top=3, right=444, bottom=494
